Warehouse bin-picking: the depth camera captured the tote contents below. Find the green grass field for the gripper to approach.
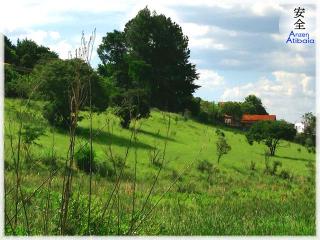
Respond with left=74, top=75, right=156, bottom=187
left=4, top=98, right=316, bottom=235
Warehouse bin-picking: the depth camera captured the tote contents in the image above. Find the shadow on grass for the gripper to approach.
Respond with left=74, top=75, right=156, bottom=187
left=274, top=155, right=312, bottom=163
left=134, top=128, right=176, bottom=142
left=230, top=166, right=247, bottom=175
left=257, top=153, right=312, bottom=162
left=75, top=126, right=154, bottom=150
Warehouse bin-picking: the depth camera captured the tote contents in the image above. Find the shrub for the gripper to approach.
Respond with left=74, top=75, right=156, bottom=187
left=216, top=136, right=231, bottom=164
left=171, top=169, right=182, bottom=181
left=197, top=160, right=215, bottom=184
left=42, top=149, right=58, bottom=169
left=75, top=145, right=96, bottom=174
left=215, top=129, right=225, bottom=137
left=271, top=160, right=282, bottom=175
left=305, top=160, right=315, bottom=184
left=4, top=160, right=13, bottom=171
left=197, top=160, right=213, bottom=174
left=279, top=169, right=293, bottom=181
left=109, top=155, right=129, bottom=177
left=21, top=124, right=45, bottom=165
left=149, top=148, right=162, bottom=168
left=249, top=161, right=256, bottom=171
left=94, top=161, right=115, bottom=178
left=177, top=181, right=197, bottom=193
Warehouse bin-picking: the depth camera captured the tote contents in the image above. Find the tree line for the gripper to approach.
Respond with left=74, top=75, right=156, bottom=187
left=4, top=7, right=200, bottom=128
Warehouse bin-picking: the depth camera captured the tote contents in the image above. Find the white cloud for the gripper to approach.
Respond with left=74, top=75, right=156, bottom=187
left=181, top=23, right=210, bottom=37
left=15, top=30, right=61, bottom=45
left=221, top=71, right=315, bottom=122
left=49, top=31, right=61, bottom=40
left=267, top=52, right=307, bottom=69
left=250, top=2, right=284, bottom=16
left=220, top=59, right=241, bottom=67
left=189, top=37, right=227, bottom=50
left=180, top=22, right=236, bottom=50
left=1, top=0, right=133, bottom=32
left=48, top=40, right=73, bottom=59
left=196, top=69, right=224, bottom=89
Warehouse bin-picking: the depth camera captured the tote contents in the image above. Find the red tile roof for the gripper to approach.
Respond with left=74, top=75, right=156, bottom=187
left=241, top=114, right=276, bottom=122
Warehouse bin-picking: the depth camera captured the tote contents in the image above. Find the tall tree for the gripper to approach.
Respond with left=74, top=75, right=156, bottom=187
left=97, top=30, right=151, bottom=128
left=302, top=112, right=316, bottom=148
left=241, top=95, right=268, bottom=115
left=98, top=7, right=199, bottom=116
left=16, top=38, right=58, bottom=70
left=4, top=35, right=17, bottom=64
left=124, top=7, right=199, bottom=111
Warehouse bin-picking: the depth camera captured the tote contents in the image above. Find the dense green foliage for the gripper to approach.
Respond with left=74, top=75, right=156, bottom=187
left=246, top=120, right=297, bottom=156
left=98, top=7, right=199, bottom=127
left=220, top=101, right=243, bottom=121
left=75, top=145, right=96, bottom=173
left=196, top=99, right=222, bottom=124
left=4, top=35, right=59, bottom=98
left=241, top=95, right=268, bottom=115
left=218, top=95, right=268, bottom=122
left=34, top=59, right=109, bottom=127
left=295, top=112, right=316, bottom=152
left=5, top=37, right=58, bottom=70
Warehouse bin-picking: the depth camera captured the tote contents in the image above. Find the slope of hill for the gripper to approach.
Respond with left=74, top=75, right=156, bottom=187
left=4, top=98, right=316, bottom=235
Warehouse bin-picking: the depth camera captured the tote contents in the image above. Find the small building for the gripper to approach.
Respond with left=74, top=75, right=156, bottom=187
left=241, top=114, right=276, bottom=127
left=224, top=114, right=233, bottom=125
left=294, top=122, right=305, bottom=134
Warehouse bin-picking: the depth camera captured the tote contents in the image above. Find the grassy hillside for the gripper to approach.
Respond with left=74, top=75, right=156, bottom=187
left=4, top=98, right=316, bottom=235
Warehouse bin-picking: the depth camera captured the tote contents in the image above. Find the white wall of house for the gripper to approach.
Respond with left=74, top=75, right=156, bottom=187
left=294, top=122, right=305, bottom=134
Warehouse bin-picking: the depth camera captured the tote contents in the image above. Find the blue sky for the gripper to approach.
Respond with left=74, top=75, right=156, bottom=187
left=1, top=0, right=316, bottom=123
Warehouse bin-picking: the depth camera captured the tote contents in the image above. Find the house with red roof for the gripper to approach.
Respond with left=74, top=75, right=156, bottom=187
left=241, top=114, right=276, bottom=127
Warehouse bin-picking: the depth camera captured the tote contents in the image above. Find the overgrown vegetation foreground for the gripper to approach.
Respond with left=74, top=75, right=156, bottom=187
left=4, top=98, right=315, bottom=235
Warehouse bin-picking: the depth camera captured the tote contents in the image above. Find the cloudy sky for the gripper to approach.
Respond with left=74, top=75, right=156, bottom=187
left=1, top=0, right=316, bottom=123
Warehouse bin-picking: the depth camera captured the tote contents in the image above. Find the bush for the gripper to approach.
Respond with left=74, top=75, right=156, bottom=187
left=305, top=160, right=315, bottom=183
left=177, top=181, right=197, bottom=193
left=4, top=160, right=13, bottom=171
left=197, top=160, right=213, bottom=174
left=149, top=148, right=162, bottom=168
left=94, top=161, right=115, bottom=178
left=215, top=129, right=225, bottom=137
left=197, top=160, right=216, bottom=184
left=75, top=145, right=96, bottom=174
left=249, top=161, right=256, bottom=171
left=271, top=160, right=282, bottom=175
left=35, top=59, right=109, bottom=129
left=171, top=169, right=182, bottom=181
left=279, top=169, right=293, bottom=181
left=216, top=135, right=231, bottom=164
left=42, top=149, right=58, bottom=169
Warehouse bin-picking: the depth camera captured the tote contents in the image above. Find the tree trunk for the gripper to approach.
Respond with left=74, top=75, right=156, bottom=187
left=269, top=139, right=279, bottom=156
